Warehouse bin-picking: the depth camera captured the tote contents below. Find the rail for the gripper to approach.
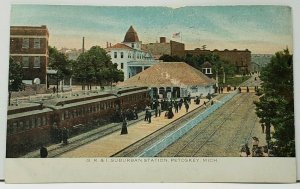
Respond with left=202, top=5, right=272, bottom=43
left=138, top=90, right=238, bottom=157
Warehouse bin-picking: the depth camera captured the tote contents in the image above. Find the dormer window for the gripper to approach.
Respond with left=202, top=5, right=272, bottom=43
left=131, top=43, right=134, bottom=48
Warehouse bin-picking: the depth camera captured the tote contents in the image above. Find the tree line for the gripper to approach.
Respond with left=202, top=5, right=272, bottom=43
left=159, top=53, right=237, bottom=78
left=8, top=46, right=124, bottom=104
left=254, top=49, right=294, bottom=157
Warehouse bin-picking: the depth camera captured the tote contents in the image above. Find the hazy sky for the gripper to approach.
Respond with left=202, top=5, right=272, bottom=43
left=11, top=5, right=293, bottom=54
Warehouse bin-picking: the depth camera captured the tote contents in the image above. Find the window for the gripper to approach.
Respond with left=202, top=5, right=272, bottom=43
left=19, top=121, right=24, bottom=131
left=33, top=57, right=40, bottom=68
left=22, top=38, right=29, bottom=49
left=22, top=57, right=29, bottom=68
left=25, top=120, right=30, bottom=130
left=36, top=117, right=41, bottom=127
left=34, top=38, right=40, bottom=48
left=128, top=53, right=131, bottom=58
left=42, top=116, right=47, bottom=125
left=121, top=52, right=124, bottom=58
left=13, top=122, right=18, bottom=133
left=114, top=52, right=117, bottom=58
left=121, top=63, right=124, bottom=69
left=31, top=118, right=36, bottom=128
left=131, top=43, right=134, bottom=48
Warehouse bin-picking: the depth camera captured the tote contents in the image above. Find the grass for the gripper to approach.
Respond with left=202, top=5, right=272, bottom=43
left=219, top=76, right=251, bottom=87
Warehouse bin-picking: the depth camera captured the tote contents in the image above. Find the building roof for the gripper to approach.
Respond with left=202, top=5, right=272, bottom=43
left=202, top=61, right=212, bottom=68
left=123, top=26, right=140, bottom=43
left=118, top=62, right=216, bottom=88
left=107, top=43, right=133, bottom=50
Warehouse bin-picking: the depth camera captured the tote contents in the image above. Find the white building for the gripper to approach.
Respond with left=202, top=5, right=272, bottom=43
left=106, top=26, right=157, bottom=80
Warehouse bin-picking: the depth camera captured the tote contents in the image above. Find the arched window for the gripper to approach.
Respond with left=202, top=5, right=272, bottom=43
left=121, top=63, right=124, bottom=69
left=121, top=52, right=124, bottom=58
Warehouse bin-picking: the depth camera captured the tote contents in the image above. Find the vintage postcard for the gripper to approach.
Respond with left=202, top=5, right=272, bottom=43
left=5, top=4, right=296, bottom=183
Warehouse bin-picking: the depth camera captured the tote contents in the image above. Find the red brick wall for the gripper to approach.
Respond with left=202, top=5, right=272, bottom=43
left=10, top=26, right=49, bottom=84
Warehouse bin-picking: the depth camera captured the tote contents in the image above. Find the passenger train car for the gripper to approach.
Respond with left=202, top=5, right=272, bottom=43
left=6, top=87, right=149, bottom=157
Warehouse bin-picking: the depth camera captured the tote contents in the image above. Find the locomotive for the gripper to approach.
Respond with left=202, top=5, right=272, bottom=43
left=6, top=86, right=150, bottom=157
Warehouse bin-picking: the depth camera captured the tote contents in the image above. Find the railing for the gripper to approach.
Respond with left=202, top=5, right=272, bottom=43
left=138, top=90, right=238, bottom=157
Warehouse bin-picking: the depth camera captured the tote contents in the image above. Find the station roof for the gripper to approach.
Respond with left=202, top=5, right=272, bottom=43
left=119, top=62, right=216, bottom=88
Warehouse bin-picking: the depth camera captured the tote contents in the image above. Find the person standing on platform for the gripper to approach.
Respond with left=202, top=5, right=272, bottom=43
left=174, top=101, right=179, bottom=113
left=120, top=119, right=128, bottom=135
left=40, top=146, right=48, bottom=158
left=148, top=110, right=152, bottom=123
left=184, top=102, right=189, bottom=113
left=61, top=127, right=69, bottom=145
left=178, top=99, right=183, bottom=110
left=157, top=102, right=161, bottom=117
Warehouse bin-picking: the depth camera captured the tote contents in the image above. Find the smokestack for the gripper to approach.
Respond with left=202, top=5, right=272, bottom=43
left=82, top=37, right=85, bottom=53
left=106, top=42, right=109, bottom=48
left=160, top=37, right=166, bottom=43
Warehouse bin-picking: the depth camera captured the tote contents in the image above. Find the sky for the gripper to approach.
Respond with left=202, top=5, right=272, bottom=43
left=10, top=5, right=293, bottom=54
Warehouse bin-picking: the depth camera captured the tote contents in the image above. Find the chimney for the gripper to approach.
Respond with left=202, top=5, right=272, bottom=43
left=160, top=37, right=166, bottom=43
left=106, top=42, right=109, bottom=48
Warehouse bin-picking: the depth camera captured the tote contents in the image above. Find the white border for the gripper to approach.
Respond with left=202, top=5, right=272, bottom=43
left=0, top=0, right=299, bottom=183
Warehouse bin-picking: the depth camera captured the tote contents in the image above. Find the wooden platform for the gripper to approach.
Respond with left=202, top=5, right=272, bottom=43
left=59, top=99, right=208, bottom=157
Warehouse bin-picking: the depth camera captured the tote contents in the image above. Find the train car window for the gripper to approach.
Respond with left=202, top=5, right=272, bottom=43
left=93, top=106, right=96, bottom=112
left=31, top=118, right=36, bottom=128
left=7, top=124, right=13, bottom=135
left=65, top=111, right=69, bottom=119
left=100, top=103, right=104, bottom=110
left=37, top=117, right=41, bottom=127
left=25, top=120, right=30, bottom=130
left=61, top=112, right=65, bottom=121
left=19, top=121, right=24, bottom=131
left=13, top=122, right=18, bottom=133
left=42, top=116, right=47, bottom=125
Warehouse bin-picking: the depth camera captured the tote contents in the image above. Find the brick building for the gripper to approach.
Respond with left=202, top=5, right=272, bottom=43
left=143, top=37, right=185, bottom=59
left=10, top=25, right=49, bottom=85
left=185, top=48, right=252, bottom=74
left=145, top=37, right=251, bottom=74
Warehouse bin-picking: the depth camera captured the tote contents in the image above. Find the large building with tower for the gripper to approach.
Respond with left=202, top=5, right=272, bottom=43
left=105, top=26, right=157, bottom=80
left=10, top=25, right=49, bottom=85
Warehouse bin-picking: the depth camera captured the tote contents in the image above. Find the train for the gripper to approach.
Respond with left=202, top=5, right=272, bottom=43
left=6, top=86, right=150, bottom=158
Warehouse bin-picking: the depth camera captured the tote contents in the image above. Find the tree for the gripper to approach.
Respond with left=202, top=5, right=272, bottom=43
left=254, top=49, right=294, bottom=157
left=73, top=46, right=123, bottom=90
left=8, top=57, right=24, bottom=105
left=48, top=46, right=72, bottom=92
left=159, top=54, right=183, bottom=62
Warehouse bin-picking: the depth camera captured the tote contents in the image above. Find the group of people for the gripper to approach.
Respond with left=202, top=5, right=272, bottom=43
left=240, top=137, right=271, bottom=157
left=51, top=126, right=69, bottom=145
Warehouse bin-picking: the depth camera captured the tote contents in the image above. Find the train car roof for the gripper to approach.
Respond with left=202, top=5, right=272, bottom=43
left=47, top=88, right=148, bottom=110
left=7, top=107, right=53, bottom=120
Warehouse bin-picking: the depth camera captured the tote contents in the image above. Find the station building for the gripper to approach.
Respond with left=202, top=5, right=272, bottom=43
left=118, top=62, right=216, bottom=98
left=106, top=26, right=158, bottom=80
left=10, top=25, right=49, bottom=85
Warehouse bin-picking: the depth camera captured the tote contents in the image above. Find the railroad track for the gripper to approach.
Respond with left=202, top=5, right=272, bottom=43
left=112, top=94, right=227, bottom=157
left=157, top=93, right=251, bottom=157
